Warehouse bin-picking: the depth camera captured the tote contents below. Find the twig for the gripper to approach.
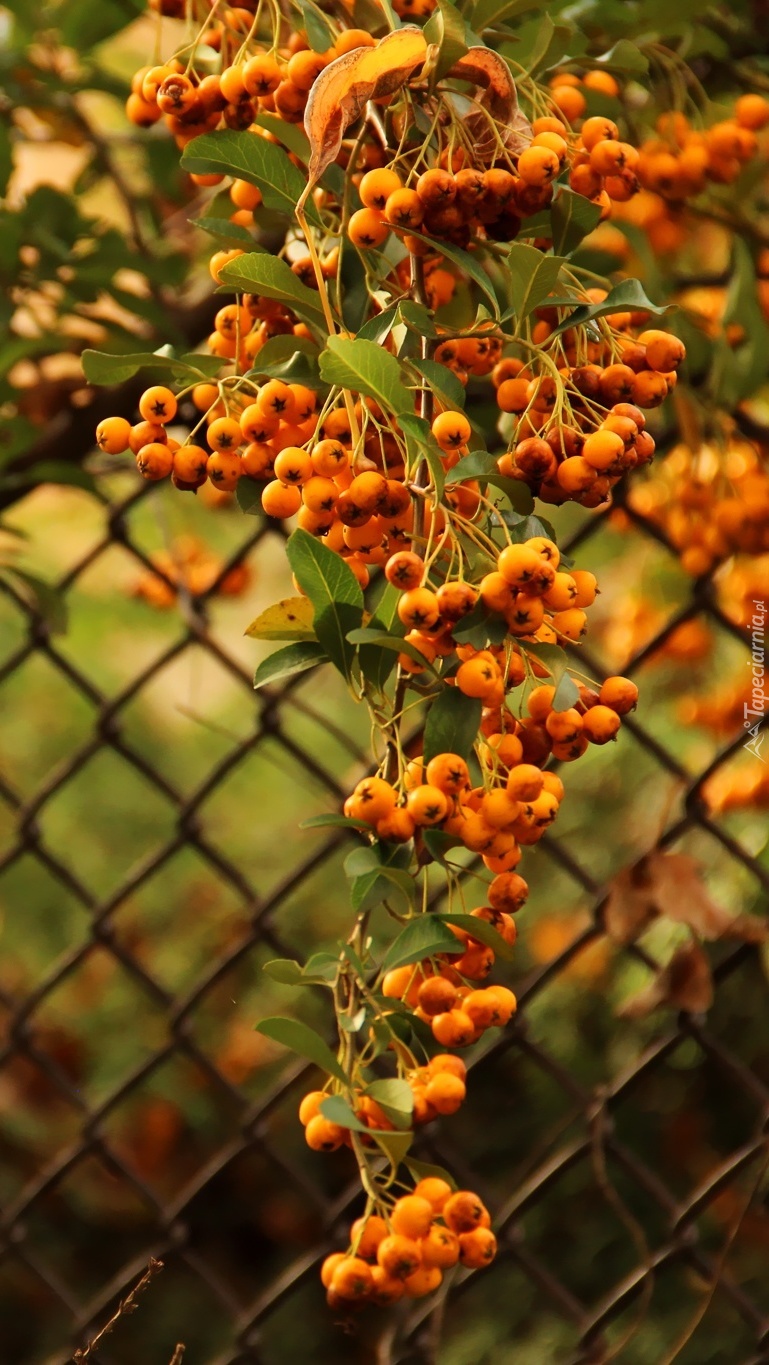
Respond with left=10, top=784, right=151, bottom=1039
left=169, top=1346, right=186, bottom=1365
left=72, top=1258, right=164, bottom=1363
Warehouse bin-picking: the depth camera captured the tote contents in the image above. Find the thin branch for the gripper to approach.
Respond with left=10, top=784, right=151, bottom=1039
left=72, top=1258, right=164, bottom=1363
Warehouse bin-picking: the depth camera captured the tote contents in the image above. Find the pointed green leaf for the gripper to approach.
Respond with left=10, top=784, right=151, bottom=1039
left=346, top=629, right=439, bottom=674
left=286, top=529, right=364, bottom=681
left=254, top=641, right=327, bottom=689
left=422, top=236, right=501, bottom=316
left=359, top=581, right=405, bottom=691
left=319, top=336, right=413, bottom=416
left=523, top=640, right=570, bottom=682
left=300, top=0, right=334, bottom=50
left=181, top=130, right=321, bottom=225
left=373, top=1130, right=414, bottom=1166
left=406, top=1157, right=457, bottom=1188
left=300, top=813, right=372, bottom=831
left=263, top=959, right=305, bottom=984
left=190, top=215, right=256, bottom=247
left=380, top=916, right=461, bottom=973
left=436, top=913, right=515, bottom=960
left=255, top=1016, right=347, bottom=1083
left=320, top=1095, right=368, bottom=1130
left=444, top=450, right=499, bottom=485
left=507, top=243, right=566, bottom=321
left=218, top=253, right=327, bottom=331
left=425, top=0, right=469, bottom=78
left=552, top=277, right=672, bottom=336
left=410, top=357, right=466, bottom=409
left=550, top=189, right=602, bottom=258
left=551, top=671, right=580, bottom=712
left=423, top=687, right=481, bottom=765
left=366, top=1078, right=415, bottom=1128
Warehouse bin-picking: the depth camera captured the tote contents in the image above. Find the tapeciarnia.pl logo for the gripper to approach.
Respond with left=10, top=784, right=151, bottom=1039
left=744, top=599, right=766, bottom=761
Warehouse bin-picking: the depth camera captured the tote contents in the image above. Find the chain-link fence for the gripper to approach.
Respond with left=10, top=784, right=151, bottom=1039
left=0, top=468, right=767, bottom=1365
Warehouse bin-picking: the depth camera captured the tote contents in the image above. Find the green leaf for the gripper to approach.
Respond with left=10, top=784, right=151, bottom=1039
left=550, top=189, right=602, bottom=258
left=254, top=641, right=327, bottom=689
left=366, top=1078, right=414, bottom=1129
left=236, top=479, right=263, bottom=516
left=262, top=959, right=305, bottom=984
left=437, top=913, right=514, bottom=960
left=380, top=916, right=462, bottom=973
left=507, top=243, right=566, bottom=321
left=425, top=237, right=501, bottom=317
left=422, top=829, right=466, bottom=864
left=523, top=640, right=570, bottom=682
left=552, top=278, right=672, bottom=336
left=59, top=0, right=144, bottom=47
left=345, top=844, right=416, bottom=913
left=594, top=39, right=649, bottom=75
left=451, top=600, right=508, bottom=648
left=358, top=304, right=399, bottom=346
left=190, top=215, right=256, bottom=247
left=425, top=0, right=469, bottom=78
left=398, top=414, right=446, bottom=501
left=300, top=0, right=335, bottom=50
left=406, top=1157, right=457, bottom=1188
left=472, top=0, right=545, bottom=27
left=320, top=1095, right=369, bottom=1131
left=502, top=512, right=558, bottom=544
left=286, top=529, right=364, bottom=681
left=398, top=300, right=438, bottom=337
left=373, top=1130, right=414, bottom=1166
left=82, top=348, right=209, bottom=386
left=244, top=596, right=316, bottom=642
left=255, top=1016, right=347, bottom=1083
left=300, top=813, right=372, bottom=831
left=319, top=336, right=412, bottom=416
left=410, top=358, right=466, bottom=410
left=359, top=581, right=404, bottom=691
left=551, top=671, right=580, bottom=712
left=444, top=450, right=499, bottom=485
left=346, top=628, right=438, bottom=674
left=219, top=253, right=327, bottom=331
left=181, top=130, right=321, bottom=225
left=254, top=112, right=311, bottom=163
left=423, top=688, right=481, bottom=765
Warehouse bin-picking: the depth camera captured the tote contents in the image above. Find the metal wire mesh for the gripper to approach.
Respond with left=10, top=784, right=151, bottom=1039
left=0, top=471, right=767, bottom=1365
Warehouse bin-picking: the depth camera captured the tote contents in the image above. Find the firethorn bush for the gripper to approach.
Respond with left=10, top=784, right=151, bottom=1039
left=33, top=0, right=764, bottom=1316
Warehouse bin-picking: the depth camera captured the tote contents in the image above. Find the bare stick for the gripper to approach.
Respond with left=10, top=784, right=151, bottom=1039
left=72, top=1258, right=164, bottom=1363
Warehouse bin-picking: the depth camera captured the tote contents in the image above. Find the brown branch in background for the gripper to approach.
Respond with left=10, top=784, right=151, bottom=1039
left=72, top=1258, right=164, bottom=1363
left=169, top=1345, right=186, bottom=1365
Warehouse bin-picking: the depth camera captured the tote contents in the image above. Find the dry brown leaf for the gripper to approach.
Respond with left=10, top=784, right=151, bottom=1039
left=604, top=850, right=768, bottom=946
left=618, top=941, right=714, bottom=1019
left=446, top=48, right=532, bottom=162
left=304, top=28, right=428, bottom=186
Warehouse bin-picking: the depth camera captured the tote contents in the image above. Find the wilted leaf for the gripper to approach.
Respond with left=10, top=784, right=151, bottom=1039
left=305, top=28, right=428, bottom=184
left=605, top=850, right=769, bottom=945
left=245, top=596, right=316, bottom=642
left=447, top=47, right=532, bottom=161
left=618, top=942, right=713, bottom=1019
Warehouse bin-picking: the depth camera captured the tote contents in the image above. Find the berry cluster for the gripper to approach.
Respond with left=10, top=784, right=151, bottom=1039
left=322, top=1182, right=494, bottom=1307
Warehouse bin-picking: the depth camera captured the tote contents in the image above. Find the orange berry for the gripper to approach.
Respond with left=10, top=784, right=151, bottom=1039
left=407, top=784, right=450, bottom=827
left=403, top=1263, right=443, bottom=1297
left=350, top=1214, right=388, bottom=1261
left=431, top=1009, right=475, bottom=1047
left=431, top=410, right=471, bottom=451
left=304, top=1114, right=345, bottom=1150
left=418, top=976, right=458, bottom=1016
left=377, top=1234, right=422, bottom=1280
left=360, top=167, right=403, bottom=210
left=599, top=675, right=638, bottom=714
left=413, top=1177, right=453, bottom=1213
left=298, top=1090, right=326, bottom=1125
left=330, top=1256, right=374, bottom=1299
left=583, top=704, right=621, bottom=743
left=459, top=1226, right=497, bottom=1268
left=95, top=416, right=132, bottom=453
left=348, top=207, right=389, bottom=249
left=421, top=1223, right=460, bottom=1268
left=261, top=480, right=302, bottom=518
left=391, top=1195, right=434, bottom=1239
left=424, top=1072, right=466, bottom=1114
left=321, top=1252, right=347, bottom=1288
left=443, top=1190, right=489, bottom=1234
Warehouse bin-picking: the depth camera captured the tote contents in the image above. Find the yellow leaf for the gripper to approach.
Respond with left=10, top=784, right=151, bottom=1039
left=244, top=596, right=315, bottom=641
left=304, top=27, right=428, bottom=185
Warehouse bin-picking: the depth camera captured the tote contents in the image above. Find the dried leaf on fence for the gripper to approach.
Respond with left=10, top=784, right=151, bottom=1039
left=618, top=941, right=714, bottom=1019
left=604, top=850, right=768, bottom=945
left=447, top=48, right=532, bottom=162
left=305, top=28, right=428, bottom=185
